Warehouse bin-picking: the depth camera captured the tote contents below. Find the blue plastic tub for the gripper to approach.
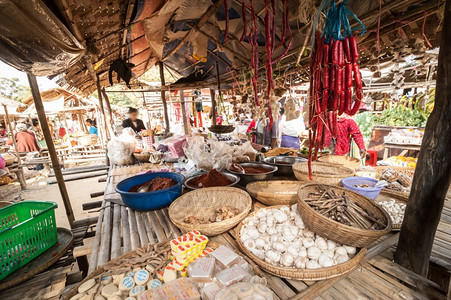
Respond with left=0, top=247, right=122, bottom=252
left=115, top=172, right=185, bottom=211
left=342, top=177, right=382, bottom=200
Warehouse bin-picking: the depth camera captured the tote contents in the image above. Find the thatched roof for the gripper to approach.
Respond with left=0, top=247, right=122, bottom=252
left=33, top=0, right=447, bottom=94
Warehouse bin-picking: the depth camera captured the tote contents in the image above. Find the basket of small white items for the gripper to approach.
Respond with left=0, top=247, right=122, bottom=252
left=236, top=204, right=366, bottom=281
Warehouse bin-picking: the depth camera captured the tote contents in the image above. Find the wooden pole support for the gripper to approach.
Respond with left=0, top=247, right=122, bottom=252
left=159, top=61, right=170, bottom=132
left=210, top=89, right=217, bottom=126
left=180, top=90, right=189, bottom=135
left=27, top=74, right=75, bottom=227
left=394, top=0, right=451, bottom=276
left=3, top=105, right=22, bottom=166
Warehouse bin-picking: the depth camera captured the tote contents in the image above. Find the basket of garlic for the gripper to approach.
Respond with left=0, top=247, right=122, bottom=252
left=169, top=187, right=252, bottom=236
left=236, top=205, right=366, bottom=281
left=297, top=184, right=392, bottom=247
left=374, top=191, right=408, bottom=230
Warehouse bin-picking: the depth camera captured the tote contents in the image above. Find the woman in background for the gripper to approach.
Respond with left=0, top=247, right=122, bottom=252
left=7, top=123, right=40, bottom=152
left=86, top=119, right=98, bottom=135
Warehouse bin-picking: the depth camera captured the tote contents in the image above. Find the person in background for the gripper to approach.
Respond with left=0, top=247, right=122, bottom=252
left=85, top=119, right=98, bottom=135
left=7, top=123, right=40, bottom=152
left=122, top=107, right=146, bottom=133
left=262, top=114, right=279, bottom=149
left=280, top=113, right=305, bottom=149
left=325, top=114, right=366, bottom=158
left=0, top=124, right=7, bottom=138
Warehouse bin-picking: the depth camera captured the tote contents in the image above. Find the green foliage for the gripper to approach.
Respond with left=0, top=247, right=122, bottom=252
left=0, top=77, right=31, bottom=101
left=354, top=111, right=374, bottom=140
left=93, top=87, right=140, bottom=108
left=373, top=91, right=434, bottom=128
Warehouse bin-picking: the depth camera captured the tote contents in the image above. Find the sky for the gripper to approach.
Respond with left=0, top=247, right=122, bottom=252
left=0, top=60, right=59, bottom=91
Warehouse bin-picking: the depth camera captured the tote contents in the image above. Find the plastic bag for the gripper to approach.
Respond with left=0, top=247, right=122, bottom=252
left=107, top=128, right=136, bottom=165
left=183, top=137, right=233, bottom=171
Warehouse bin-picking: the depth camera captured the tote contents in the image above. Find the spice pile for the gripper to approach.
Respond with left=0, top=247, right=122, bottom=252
left=229, top=163, right=270, bottom=174
left=304, top=185, right=385, bottom=230
left=354, top=184, right=372, bottom=188
left=129, top=177, right=177, bottom=193
left=240, top=205, right=356, bottom=269
left=188, top=169, right=232, bottom=188
left=184, top=206, right=241, bottom=225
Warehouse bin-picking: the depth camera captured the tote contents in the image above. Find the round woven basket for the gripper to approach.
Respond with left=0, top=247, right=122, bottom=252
left=235, top=205, right=367, bottom=281
left=246, top=180, right=306, bottom=205
left=292, top=161, right=355, bottom=185
left=169, top=187, right=252, bottom=236
left=374, top=190, right=408, bottom=231
left=318, top=155, right=361, bottom=170
left=297, top=184, right=392, bottom=247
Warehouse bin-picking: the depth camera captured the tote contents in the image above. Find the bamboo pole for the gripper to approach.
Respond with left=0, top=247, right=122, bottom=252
left=27, top=74, right=74, bottom=227
left=210, top=89, right=217, bottom=126
left=3, top=105, right=25, bottom=189
left=159, top=61, right=170, bottom=133
left=180, top=90, right=189, bottom=135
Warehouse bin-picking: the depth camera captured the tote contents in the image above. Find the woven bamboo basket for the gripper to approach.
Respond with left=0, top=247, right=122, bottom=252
left=297, top=184, right=392, bottom=247
left=318, top=155, right=361, bottom=170
left=292, top=161, right=355, bottom=185
left=169, top=187, right=252, bottom=236
left=246, top=180, right=306, bottom=205
left=263, top=147, right=297, bottom=157
left=235, top=205, right=367, bottom=281
left=374, top=166, right=415, bottom=178
left=374, top=190, right=408, bottom=231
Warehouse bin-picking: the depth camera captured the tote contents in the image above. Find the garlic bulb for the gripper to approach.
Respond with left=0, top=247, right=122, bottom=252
left=298, top=247, right=307, bottom=258
left=294, top=217, right=305, bottom=229
left=287, top=245, right=298, bottom=257
left=243, top=239, right=255, bottom=249
left=318, top=254, right=334, bottom=267
left=265, top=250, right=281, bottom=263
left=251, top=248, right=265, bottom=259
left=295, top=257, right=306, bottom=269
left=267, top=226, right=277, bottom=235
left=335, top=247, right=347, bottom=257
left=246, top=226, right=260, bottom=239
left=257, top=223, right=267, bottom=234
left=307, top=246, right=321, bottom=260
left=272, top=241, right=286, bottom=252
left=270, top=235, right=279, bottom=243
left=302, top=238, right=315, bottom=249
left=327, top=240, right=337, bottom=251
left=303, top=230, right=315, bottom=238
left=255, top=238, right=265, bottom=249
left=256, top=209, right=268, bottom=219
left=289, top=225, right=299, bottom=236
left=315, top=237, right=328, bottom=250
left=322, top=249, right=334, bottom=259
left=273, top=210, right=288, bottom=223
left=334, top=254, right=349, bottom=264
left=306, top=260, right=320, bottom=269
left=282, top=227, right=295, bottom=242
left=344, top=246, right=356, bottom=255
left=280, top=206, right=290, bottom=214
left=280, top=253, right=294, bottom=267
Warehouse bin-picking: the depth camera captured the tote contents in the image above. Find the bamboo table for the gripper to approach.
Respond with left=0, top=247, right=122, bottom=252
left=88, top=163, right=182, bottom=273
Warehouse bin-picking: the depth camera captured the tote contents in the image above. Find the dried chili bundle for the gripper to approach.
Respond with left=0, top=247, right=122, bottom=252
left=308, top=1, right=366, bottom=179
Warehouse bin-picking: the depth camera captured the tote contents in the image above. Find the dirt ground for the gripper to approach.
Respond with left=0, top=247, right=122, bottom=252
left=1, top=171, right=106, bottom=228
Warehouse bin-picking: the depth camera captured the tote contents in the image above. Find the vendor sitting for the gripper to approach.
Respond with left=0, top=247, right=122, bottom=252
left=280, top=113, right=305, bottom=149
left=85, top=119, right=98, bottom=135
left=122, top=107, right=146, bottom=133
left=7, top=123, right=40, bottom=152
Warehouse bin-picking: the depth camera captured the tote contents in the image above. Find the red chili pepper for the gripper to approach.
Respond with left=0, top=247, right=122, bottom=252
left=322, top=65, right=329, bottom=90
left=332, top=39, right=339, bottom=65
left=322, top=89, right=329, bottom=112
left=345, top=89, right=352, bottom=115
left=346, top=63, right=353, bottom=89
left=322, top=43, right=330, bottom=65
left=353, top=63, right=362, bottom=90
left=272, top=2, right=293, bottom=65
left=335, top=67, right=343, bottom=94
left=308, top=129, right=313, bottom=180
left=224, top=0, right=229, bottom=41
left=350, top=36, right=359, bottom=64
left=343, top=37, right=352, bottom=63
left=239, top=1, right=247, bottom=42
left=338, top=91, right=346, bottom=115
left=316, top=115, right=323, bottom=143
left=350, top=98, right=361, bottom=115
left=331, top=111, right=337, bottom=138
left=329, top=65, right=336, bottom=94
left=337, top=40, right=345, bottom=68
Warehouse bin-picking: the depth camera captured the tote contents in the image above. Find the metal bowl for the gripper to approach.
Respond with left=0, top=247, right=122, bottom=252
left=227, top=162, right=278, bottom=185
left=184, top=171, right=240, bottom=190
left=264, top=156, right=308, bottom=176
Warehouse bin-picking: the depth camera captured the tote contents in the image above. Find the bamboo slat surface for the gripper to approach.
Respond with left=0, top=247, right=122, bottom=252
left=431, top=188, right=451, bottom=269
left=88, top=164, right=181, bottom=273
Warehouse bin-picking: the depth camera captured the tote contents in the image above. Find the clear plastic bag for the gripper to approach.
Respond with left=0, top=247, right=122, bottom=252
left=107, top=128, right=136, bottom=165
left=183, top=137, right=234, bottom=171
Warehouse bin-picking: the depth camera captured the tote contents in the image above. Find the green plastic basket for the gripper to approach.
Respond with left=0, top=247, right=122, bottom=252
left=0, top=201, right=58, bottom=281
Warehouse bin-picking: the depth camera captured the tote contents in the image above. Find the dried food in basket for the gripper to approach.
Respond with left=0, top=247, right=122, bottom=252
left=239, top=205, right=358, bottom=270
left=184, top=206, right=241, bottom=224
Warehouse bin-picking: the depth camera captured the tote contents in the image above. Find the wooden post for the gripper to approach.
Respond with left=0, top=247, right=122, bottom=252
left=27, top=74, right=75, bottom=227
left=210, top=89, right=217, bottom=126
left=394, top=0, right=451, bottom=276
left=180, top=90, right=189, bottom=135
left=3, top=105, right=22, bottom=165
left=159, top=61, right=170, bottom=133
left=96, top=75, right=110, bottom=141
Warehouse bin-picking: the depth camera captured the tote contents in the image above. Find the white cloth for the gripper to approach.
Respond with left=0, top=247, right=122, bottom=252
left=280, top=115, right=305, bottom=137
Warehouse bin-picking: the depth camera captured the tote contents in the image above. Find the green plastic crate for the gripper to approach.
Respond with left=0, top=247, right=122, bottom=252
left=0, top=201, right=58, bottom=281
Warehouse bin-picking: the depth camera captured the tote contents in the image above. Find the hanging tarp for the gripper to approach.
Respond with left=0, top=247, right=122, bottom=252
left=0, top=0, right=85, bottom=76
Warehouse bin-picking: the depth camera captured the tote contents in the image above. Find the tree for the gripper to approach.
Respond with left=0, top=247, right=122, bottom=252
left=0, top=77, right=31, bottom=101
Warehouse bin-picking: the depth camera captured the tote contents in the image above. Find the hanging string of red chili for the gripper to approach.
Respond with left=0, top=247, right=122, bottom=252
left=249, top=0, right=259, bottom=106
left=239, top=1, right=247, bottom=42
left=307, top=1, right=366, bottom=179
